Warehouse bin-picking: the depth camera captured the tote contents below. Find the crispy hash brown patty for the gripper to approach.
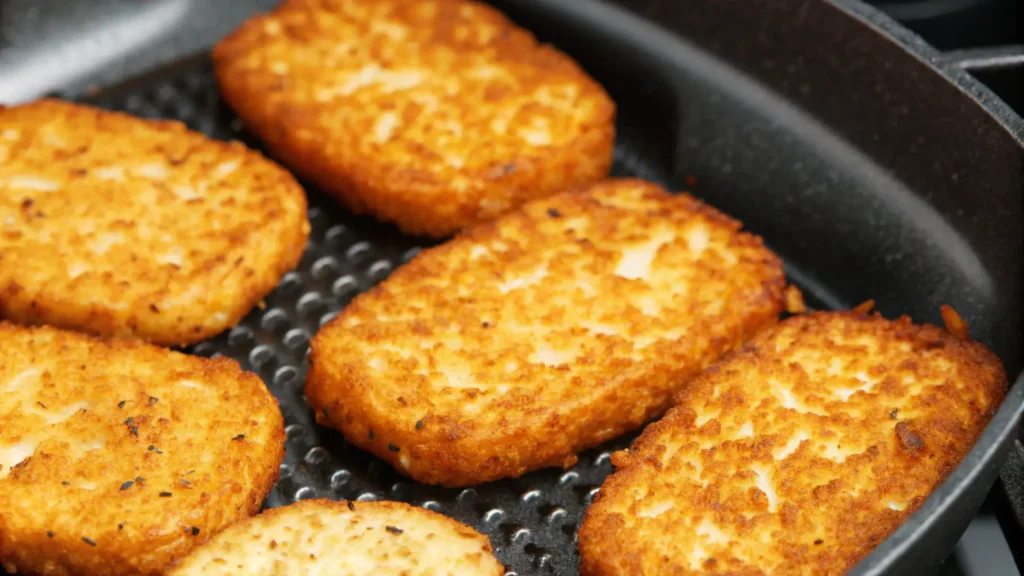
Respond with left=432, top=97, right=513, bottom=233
left=577, top=310, right=1007, bottom=576
left=0, top=323, right=285, bottom=576
left=306, top=179, right=789, bottom=486
left=213, top=0, right=615, bottom=237
left=167, top=499, right=504, bottom=575
left=0, top=99, right=309, bottom=346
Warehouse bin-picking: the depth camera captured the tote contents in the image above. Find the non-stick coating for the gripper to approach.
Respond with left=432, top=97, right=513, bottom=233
left=29, top=0, right=1024, bottom=574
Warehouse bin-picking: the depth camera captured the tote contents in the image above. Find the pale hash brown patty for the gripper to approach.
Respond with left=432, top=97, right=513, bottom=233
left=0, top=99, right=310, bottom=346
left=0, top=322, right=286, bottom=576
left=306, top=179, right=790, bottom=487
left=167, top=499, right=504, bottom=575
left=577, top=310, right=1007, bottom=576
left=213, top=0, right=615, bottom=237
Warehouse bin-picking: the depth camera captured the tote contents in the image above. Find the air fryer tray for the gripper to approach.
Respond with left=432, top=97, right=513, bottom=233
left=72, top=54, right=827, bottom=574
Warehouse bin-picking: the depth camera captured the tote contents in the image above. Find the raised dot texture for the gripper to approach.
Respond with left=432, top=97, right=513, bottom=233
left=311, top=257, right=341, bottom=280
left=271, top=365, right=295, bottom=385
left=248, top=345, right=274, bottom=368
left=283, top=328, right=310, bottom=351
left=304, top=446, right=328, bottom=465
left=294, top=486, right=317, bottom=501
left=284, top=424, right=306, bottom=442
left=331, top=275, right=359, bottom=300
left=260, top=309, right=289, bottom=333
left=345, top=242, right=371, bottom=263
left=329, top=469, right=351, bottom=490
left=277, top=271, right=303, bottom=294
left=296, top=292, right=326, bottom=317
left=366, top=259, right=393, bottom=282
left=227, top=326, right=255, bottom=348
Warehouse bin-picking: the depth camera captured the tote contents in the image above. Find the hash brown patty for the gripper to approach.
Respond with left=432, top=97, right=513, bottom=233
left=213, top=0, right=615, bottom=237
left=306, top=179, right=789, bottom=486
left=0, top=322, right=285, bottom=576
left=167, top=499, right=504, bottom=575
left=0, top=99, right=309, bottom=346
left=577, top=309, right=1007, bottom=575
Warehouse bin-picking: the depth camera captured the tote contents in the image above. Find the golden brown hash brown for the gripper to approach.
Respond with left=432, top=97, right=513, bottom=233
left=0, top=322, right=285, bottom=576
left=168, top=499, right=504, bottom=575
left=578, top=310, right=1007, bottom=576
left=213, top=0, right=615, bottom=237
left=306, top=179, right=789, bottom=487
left=0, top=99, right=309, bottom=346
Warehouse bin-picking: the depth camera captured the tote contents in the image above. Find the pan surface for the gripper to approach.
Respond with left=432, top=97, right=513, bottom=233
left=3, top=0, right=1022, bottom=574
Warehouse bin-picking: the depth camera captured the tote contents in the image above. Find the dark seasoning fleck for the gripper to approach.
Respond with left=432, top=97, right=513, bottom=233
left=347, top=501, right=356, bottom=511
left=159, top=491, right=173, bottom=497
left=120, top=480, right=134, bottom=491
left=117, top=400, right=126, bottom=409
left=233, top=434, right=246, bottom=441
left=82, top=536, right=97, bottom=547
left=385, top=525, right=404, bottom=535
left=388, top=443, right=400, bottom=452
left=148, top=396, right=159, bottom=406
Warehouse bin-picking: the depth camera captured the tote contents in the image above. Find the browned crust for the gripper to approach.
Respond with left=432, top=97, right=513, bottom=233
left=578, top=310, right=1007, bottom=575
left=305, top=178, right=788, bottom=486
left=0, top=99, right=309, bottom=346
left=167, top=499, right=503, bottom=575
left=212, top=0, right=615, bottom=237
left=0, top=322, right=285, bottom=576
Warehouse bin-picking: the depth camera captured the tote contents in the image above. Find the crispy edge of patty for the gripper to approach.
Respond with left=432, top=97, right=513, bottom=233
left=166, top=499, right=504, bottom=575
left=212, top=0, right=615, bottom=237
left=576, top=308, right=1008, bottom=576
left=0, top=322, right=286, bottom=576
left=0, top=99, right=310, bottom=347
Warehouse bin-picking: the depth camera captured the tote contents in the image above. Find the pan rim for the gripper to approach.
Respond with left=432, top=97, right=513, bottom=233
left=827, top=0, right=1024, bottom=145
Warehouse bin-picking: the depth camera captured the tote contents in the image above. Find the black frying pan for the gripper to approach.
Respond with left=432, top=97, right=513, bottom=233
left=0, top=0, right=1021, bottom=574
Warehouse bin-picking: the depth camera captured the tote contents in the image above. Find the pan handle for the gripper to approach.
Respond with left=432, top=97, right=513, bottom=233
left=935, top=44, right=1024, bottom=73
left=993, top=438, right=1024, bottom=572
